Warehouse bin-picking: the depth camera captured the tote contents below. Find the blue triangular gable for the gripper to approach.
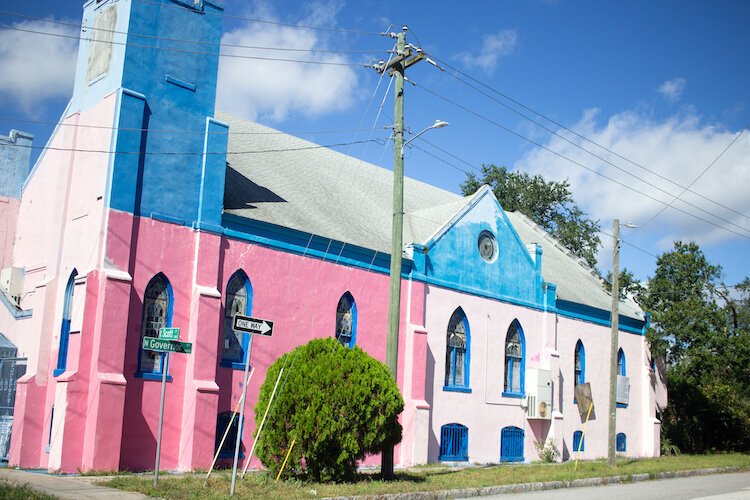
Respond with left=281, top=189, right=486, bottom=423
left=410, top=186, right=548, bottom=310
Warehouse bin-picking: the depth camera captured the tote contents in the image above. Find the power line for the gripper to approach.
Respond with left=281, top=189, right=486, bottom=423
left=5, top=138, right=387, bottom=156
left=431, top=64, right=750, bottom=234
left=426, top=52, right=750, bottom=224
left=0, top=115, right=382, bottom=137
left=0, top=10, right=383, bottom=55
left=411, top=80, right=750, bottom=241
left=132, top=0, right=384, bottom=36
left=0, top=25, right=369, bottom=68
left=627, top=126, right=749, bottom=238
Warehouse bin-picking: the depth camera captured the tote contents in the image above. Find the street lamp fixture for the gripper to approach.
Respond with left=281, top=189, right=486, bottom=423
left=401, top=120, right=449, bottom=155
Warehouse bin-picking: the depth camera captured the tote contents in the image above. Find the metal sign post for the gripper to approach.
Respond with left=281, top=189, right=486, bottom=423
left=229, top=314, right=274, bottom=496
left=153, top=351, right=169, bottom=487
left=148, top=327, right=191, bottom=487
left=230, top=332, right=253, bottom=497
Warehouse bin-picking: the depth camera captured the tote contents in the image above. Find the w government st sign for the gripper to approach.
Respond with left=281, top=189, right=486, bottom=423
left=142, top=337, right=193, bottom=354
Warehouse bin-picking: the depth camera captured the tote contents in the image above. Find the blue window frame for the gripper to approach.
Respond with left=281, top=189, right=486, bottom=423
left=574, top=340, right=585, bottom=402
left=439, top=423, right=468, bottom=461
left=500, top=426, right=524, bottom=462
left=54, top=270, right=77, bottom=377
left=617, top=348, right=627, bottom=408
left=335, top=291, right=357, bottom=348
left=573, top=430, right=585, bottom=452
left=444, top=308, right=471, bottom=392
left=221, top=271, right=253, bottom=369
left=616, top=432, right=626, bottom=452
left=46, top=406, right=54, bottom=453
left=136, top=273, right=173, bottom=380
left=503, top=320, right=525, bottom=397
left=215, top=411, right=244, bottom=459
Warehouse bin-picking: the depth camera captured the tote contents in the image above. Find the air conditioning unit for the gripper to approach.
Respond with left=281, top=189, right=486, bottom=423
left=0, top=267, right=24, bottom=305
left=526, top=368, right=552, bottom=419
left=617, top=375, right=630, bottom=405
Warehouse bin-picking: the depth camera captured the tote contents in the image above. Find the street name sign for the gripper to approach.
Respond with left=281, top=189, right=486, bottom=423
left=233, top=315, right=274, bottom=337
left=158, top=327, right=180, bottom=341
left=143, top=337, right=193, bottom=354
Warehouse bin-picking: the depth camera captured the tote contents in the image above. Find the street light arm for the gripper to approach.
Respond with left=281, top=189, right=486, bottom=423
left=402, top=120, right=449, bottom=153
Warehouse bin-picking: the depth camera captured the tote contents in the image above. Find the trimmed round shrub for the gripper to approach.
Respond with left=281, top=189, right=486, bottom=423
left=254, top=337, right=403, bottom=482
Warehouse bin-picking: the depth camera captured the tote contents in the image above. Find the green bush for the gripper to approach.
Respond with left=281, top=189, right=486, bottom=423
left=254, top=337, right=404, bottom=482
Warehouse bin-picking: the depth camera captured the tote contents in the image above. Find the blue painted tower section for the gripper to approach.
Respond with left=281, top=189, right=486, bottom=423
left=414, top=188, right=548, bottom=310
left=0, top=130, right=34, bottom=198
left=72, top=0, right=227, bottom=228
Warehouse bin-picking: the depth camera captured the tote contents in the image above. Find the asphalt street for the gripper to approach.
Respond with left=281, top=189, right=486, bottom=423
left=463, top=471, right=750, bottom=500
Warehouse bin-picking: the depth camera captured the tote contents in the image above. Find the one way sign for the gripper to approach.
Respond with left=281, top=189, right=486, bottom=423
left=233, top=314, right=274, bottom=337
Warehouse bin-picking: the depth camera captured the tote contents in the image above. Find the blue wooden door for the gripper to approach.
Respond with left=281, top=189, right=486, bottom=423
left=501, top=426, right=524, bottom=462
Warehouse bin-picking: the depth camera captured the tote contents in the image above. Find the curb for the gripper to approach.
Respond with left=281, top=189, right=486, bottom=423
left=329, top=466, right=740, bottom=499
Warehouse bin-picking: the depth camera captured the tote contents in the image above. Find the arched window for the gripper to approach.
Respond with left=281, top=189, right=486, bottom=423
left=573, top=430, right=585, bottom=452
left=137, top=273, right=172, bottom=378
left=335, top=292, right=357, bottom=348
left=215, top=411, right=244, bottom=459
left=444, top=308, right=470, bottom=391
left=616, top=432, right=626, bottom=452
left=221, top=271, right=253, bottom=368
left=439, top=423, right=468, bottom=461
left=54, top=270, right=77, bottom=377
left=617, top=348, right=627, bottom=408
left=503, top=320, right=525, bottom=397
left=500, top=426, right=524, bottom=462
left=574, top=340, right=585, bottom=399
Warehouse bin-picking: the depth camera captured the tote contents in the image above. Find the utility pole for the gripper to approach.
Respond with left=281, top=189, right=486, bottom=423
left=608, top=219, right=620, bottom=467
left=375, top=25, right=426, bottom=479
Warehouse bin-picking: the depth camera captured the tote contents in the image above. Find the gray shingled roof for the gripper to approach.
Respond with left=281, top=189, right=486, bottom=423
left=218, top=111, right=642, bottom=320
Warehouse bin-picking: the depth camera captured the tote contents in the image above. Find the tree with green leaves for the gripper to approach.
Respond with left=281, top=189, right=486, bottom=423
left=461, top=165, right=601, bottom=268
left=640, top=241, right=750, bottom=453
left=254, top=337, right=403, bottom=482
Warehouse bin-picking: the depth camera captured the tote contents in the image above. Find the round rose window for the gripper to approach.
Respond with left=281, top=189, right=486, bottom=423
left=478, top=230, right=498, bottom=263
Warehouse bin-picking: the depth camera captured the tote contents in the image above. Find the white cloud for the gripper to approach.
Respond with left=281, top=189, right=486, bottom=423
left=0, top=19, right=78, bottom=114
left=514, top=109, right=750, bottom=251
left=657, top=77, right=686, bottom=102
left=216, top=2, right=359, bottom=122
left=454, top=30, right=518, bottom=73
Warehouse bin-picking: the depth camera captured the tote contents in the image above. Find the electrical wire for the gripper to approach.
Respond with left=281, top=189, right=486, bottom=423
left=627, top=126, right=749, bottom=238
left=431, top=66, right=750, bottom=234
left=0, top=24, right=370, bottom=68
left=0, top=115, right=381, bottom=137
left=426, top=52, right=750, bottom=224
left=411, top=80, right=750, bottom=241
left=0, top=10, right=383, bottom=55
left=4, top=138, right=388, bottom=156
left=132, top=0, right=384, bottom=36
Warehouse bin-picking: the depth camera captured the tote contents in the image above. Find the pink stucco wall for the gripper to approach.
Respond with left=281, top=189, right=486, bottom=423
left=101, top=210, right=424, bottom=472
left=425, top=283, right=660, bottom=464
left=8, top=92, right=120, bottom=470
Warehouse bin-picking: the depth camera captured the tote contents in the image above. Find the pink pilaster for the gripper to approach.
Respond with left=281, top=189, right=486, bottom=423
left=178, top=231, right=222, bottom=470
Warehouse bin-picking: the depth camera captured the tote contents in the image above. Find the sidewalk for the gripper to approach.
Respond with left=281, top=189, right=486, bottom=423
left=0, top=468, right=152, bottom=500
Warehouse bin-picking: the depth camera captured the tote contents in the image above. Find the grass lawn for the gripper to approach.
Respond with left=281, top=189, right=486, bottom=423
left=104, top=453, right=750, bottom=499
left=0, top=479, right=57, bottom=500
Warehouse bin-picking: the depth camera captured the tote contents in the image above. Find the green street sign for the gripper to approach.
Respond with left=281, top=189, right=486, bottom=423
left=143, top=337, right=192, bottom=354
left=158, top=327, right=180, bottom=341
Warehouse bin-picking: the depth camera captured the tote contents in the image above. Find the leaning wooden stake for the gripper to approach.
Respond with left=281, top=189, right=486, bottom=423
left=204, top=367, right=255, bottom=485
left=574, top=402, right=594, bottom=471
left=240, top=367, right=284, bottom=478
left=275, top=438, right=296, bottom=482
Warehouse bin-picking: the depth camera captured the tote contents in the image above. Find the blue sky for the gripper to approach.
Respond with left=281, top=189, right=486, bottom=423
left=1, top=0, right=749, bottom=286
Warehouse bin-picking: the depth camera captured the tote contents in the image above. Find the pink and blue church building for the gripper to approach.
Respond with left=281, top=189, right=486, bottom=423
left=0, top=0, right=666, bottom=473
